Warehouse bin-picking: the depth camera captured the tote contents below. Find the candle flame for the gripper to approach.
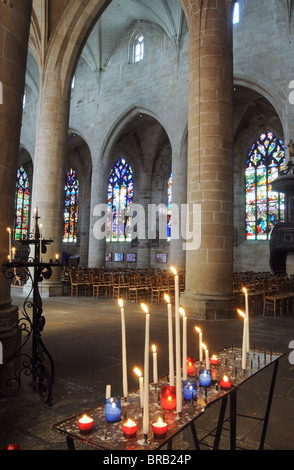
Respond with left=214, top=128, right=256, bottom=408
left=152, top=344, right=156, bottom=353
left=179, top=307, right=185, bottom=317
left=195, top=326, right=201, bottom=334
left=242, top=287, right=247, bottom=294
left=141, top=303, right=149, bottom=314
left=201, top=342, right=207, bottom=351
left=212, top=355, right=217, bottom=359
left=223, top=375, right=229, bottom=382
left=237, top=308, right=246, bottom=318
left=79, top=415, right=93, bottom=424
left=7, top=227, right=11, bottom=233
left=133, top=367, right=142, bottom=377
left=164, top=293, right=170, bottom=304
left=167, top=396, right=172, bottom=402
left=118, top=299, right=124, bottom=308
left=158, top=417, right=163, bottom=424
left=170, top=266, right=177, bottom=275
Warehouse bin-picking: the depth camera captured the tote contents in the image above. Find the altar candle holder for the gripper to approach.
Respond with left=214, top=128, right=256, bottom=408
left=161, top=385, right=176, bottom=410
left=78, top=415, right=94, bottom=432
left=122, top=418, right=138, bottom=438
left=105, top=397, right=121, bottom=423
left=152, top=417, right=168, bottom=439
left=187, top=357, right=195, bottom=375
left=199, top=369, right=212, bottom=387
left=183, top=380, right=197, bottom=401
left=220, top=375, right=232, bottom=389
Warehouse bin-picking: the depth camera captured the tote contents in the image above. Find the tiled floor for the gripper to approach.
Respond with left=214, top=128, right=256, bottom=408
left=0, top=291, right=293, bottom=451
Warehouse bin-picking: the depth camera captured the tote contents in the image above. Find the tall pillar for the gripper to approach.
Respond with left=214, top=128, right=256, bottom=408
left=30, top=74, right=70, bottom=297
left=181, top=0, right=235, bottom=319
left=0, top=1, right=32, bottom=373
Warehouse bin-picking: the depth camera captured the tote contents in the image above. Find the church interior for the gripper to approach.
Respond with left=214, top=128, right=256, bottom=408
left=1, top=0, right=294, bottom=452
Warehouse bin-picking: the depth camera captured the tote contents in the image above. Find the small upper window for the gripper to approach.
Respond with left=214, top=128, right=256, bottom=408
left=232, top=2, right=240, bottom=24
left=134, top=33, right=144, bottom=62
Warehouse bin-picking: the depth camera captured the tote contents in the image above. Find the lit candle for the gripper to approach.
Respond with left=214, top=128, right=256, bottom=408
left=122, top=418, right=138, bottom=438
left=164, top=293, right=174, bottom=387
left=152, top=345, right=158, bottom=384
left=237, top=309, right=248, bottom=369
left=161, top=384, right=176, bottom=410
left=183, top=380, right=197, bottom=400
left=106, top=384, right=111, bottom=399
left=141, top=303, right=150, bottom=436
left=243, top=287, right=250, bottom=353
left=199, top=368, right=212, bottom=387
left=105, top=397, right=121, bottom=423
left=55, top=254, right=59, bottom=261
left=170, top=266, right=181, bottom=414
left=133, top=367, right=144, bottom=408
left=78, top=414, right=94, bottom=432
left=201, top=342, right=209, bottom=370
left=187, top=357, right=195, bottom=375
left=210, top=355, right=219, bottom=366
left=7, top=228, right=11, bottom=259
left=195, top=327, right=203, bottom=362
left=152, top=417, right=168, bottom=438
left=11, top=247, right=15, bottom=261
left=180, top=307, right=187, bottom=381
left=220, top=375, right=232, bottom=389
left=118, top=299, right=128, bottom=398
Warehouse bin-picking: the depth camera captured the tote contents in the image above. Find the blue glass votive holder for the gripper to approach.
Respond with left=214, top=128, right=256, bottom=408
left=199, top=369, right=212, bottom=387
left=183, top=380, right=197, bottom=400
left=105, top=397, right=121, bottom=423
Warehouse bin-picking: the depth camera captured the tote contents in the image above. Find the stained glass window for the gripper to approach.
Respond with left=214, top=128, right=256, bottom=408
left=233, top=2, right=240, bottom=24
left=107, top=159, right=133, bottom=242
left=134, top=34, right=144, bottom=62
left=245, top=131, right=285, bottom=241
left=167, top=168, right=172, bottom=241
left=63, top=169, right=79, bottom=243
left=13, top=166, right=30, bottom=240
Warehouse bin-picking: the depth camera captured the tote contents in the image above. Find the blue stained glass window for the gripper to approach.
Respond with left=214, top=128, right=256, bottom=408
left=64, top=169, right=79, bottom=243
left=13, top=166, right=30, bottom=240
left=245, top=132, right=285, bottom=241
left=107, top=158, right=133, bottom=242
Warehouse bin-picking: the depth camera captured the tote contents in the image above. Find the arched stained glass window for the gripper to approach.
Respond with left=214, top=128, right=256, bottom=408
left=107, top=158, right=133, bottom=242
left=134, top=33, right=144, bottom=62
left=167, top=168, right=172, bottom=241
left=13, top=166, right=30, bottom=240
left=63, top=169, right=79, bottom=243
left=245, top=131, right=285, bottom=241
left=232, top=2, right=240, bottom=24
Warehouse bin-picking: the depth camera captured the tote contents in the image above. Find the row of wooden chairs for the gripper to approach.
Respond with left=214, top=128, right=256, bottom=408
left=63, top=267, right=185, bottom=305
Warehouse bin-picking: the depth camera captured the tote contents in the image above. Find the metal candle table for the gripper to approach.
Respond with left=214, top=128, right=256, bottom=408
left=52, top=348, right=283, bottom=451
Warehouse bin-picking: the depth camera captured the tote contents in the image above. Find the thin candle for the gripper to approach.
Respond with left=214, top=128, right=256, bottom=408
left=201, top=342, right=209, bottom=370
left=164, top=293, right=174, bottom=386
left=141, top=303, right=150, bottom=435
left=180, top=308, right=187, bottom=381
left=195, top=327, right=203, bottom=362
left=133, top=367, right=144, bottom=408
left=242, top=287, right=250, bottom=353
left=237, top=309, right=247, bottom=369
left=152, top=345, right=158, bottom=384
left=119, top=299, right=128, bottom=398
left=106, top=384, right=111, bottom=399
left=7, top=228, right=11, bottom=259
left=170, top=266, right=181, bottom=414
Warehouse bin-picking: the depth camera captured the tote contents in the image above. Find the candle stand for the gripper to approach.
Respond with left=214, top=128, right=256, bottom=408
left=0, top=214, right=60, bottom=405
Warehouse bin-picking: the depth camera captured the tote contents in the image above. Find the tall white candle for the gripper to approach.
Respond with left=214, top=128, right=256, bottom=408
left=106, top=384, right=111, bottom=399
left=134, top=367, right=144, bottom=408
left=201, top=343, right=209, bottom=370
left=243, top=287, right=250, bottom=353
left=141, top=303, right=150, bottom=435
left=238, top=309, right=248, bottom=369
left=164, top=294, right=174, bottom=386
left=195, top=327, right=203, bottom=362
left=119, top=299, right=128, bottom=398
left=11, top=247, right=15, bottom=261
left=7, top=228, right=11, bottom=259
left=171, top=267, right=182, bottom=414
left=180, top=308, right=187, bottom=380
left=152, top=345, right=158, bottom=384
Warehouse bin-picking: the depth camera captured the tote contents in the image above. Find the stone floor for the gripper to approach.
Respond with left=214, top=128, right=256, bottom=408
left=0, top=290, right=294, bottom=454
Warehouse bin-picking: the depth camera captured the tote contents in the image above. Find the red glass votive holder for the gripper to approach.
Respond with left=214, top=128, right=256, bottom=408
left=210, top=355, right=219, bottom=366
left=78, top=415, right=94, bottom=432
left=161, top=385, right=176, bottom=410
left=152, top=418, right=168, bottom=439
left=187, top=357, right=195, bottom=374
left=2, top=444, right=21, bottom=450
left=122, top=419, right=138, bottom=438
left=220, top=375, right=232, bottom=389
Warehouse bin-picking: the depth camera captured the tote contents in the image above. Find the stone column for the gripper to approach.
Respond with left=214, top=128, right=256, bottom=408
left=0, top=0, right=32, bottom=374
left=30, top=74, right=70, bottom=297
left=181, top=0, right=235, bottom=319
